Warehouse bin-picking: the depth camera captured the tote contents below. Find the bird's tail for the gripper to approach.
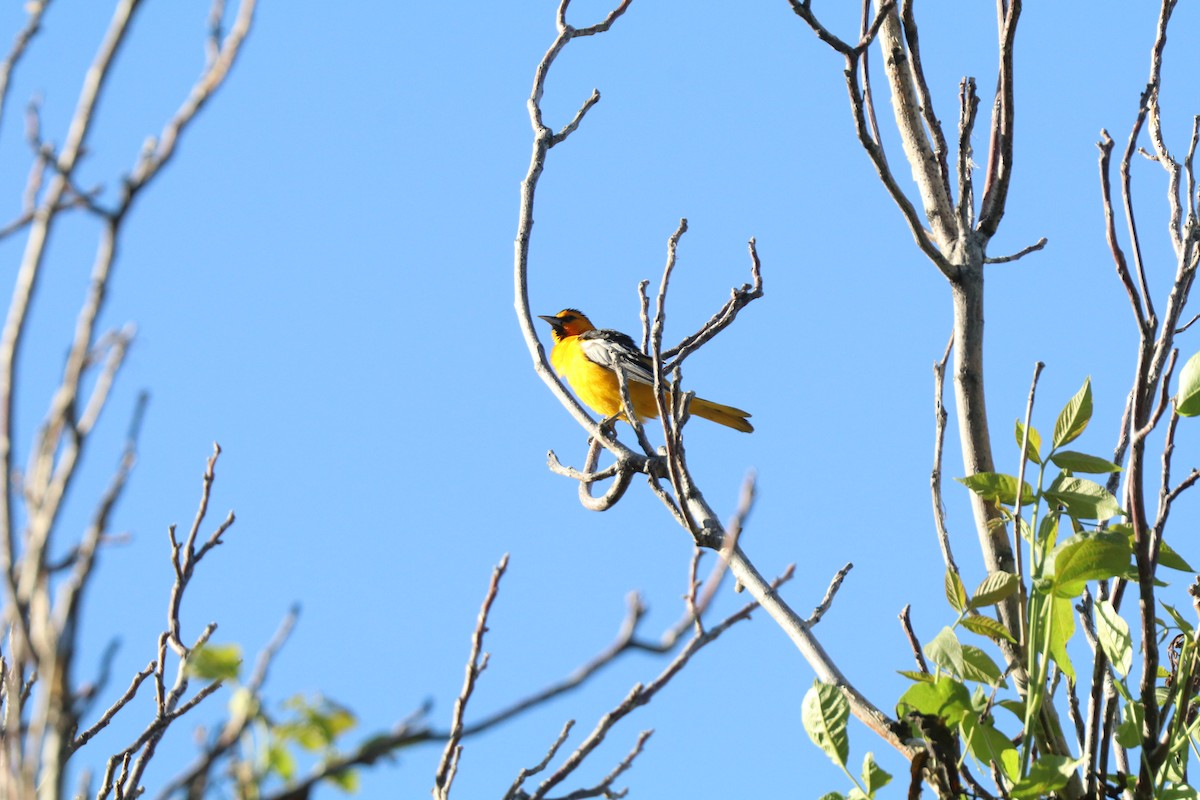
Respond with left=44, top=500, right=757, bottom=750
left=689, top=397, right=754, bottom=433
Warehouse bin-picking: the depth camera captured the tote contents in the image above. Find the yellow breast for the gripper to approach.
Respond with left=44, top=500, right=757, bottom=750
left=551, top=338, right=657, bottom=420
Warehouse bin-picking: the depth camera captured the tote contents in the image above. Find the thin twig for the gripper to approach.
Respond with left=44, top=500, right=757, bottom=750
left=661, top=238, right=764, bottom=369
left=806, top=564, right=853, bottom=626
left=899, top=605, right=930, bottom=674
left=930, top=332, right=959, bottom=575
left=984, top=236, right=1048, bottom=264
left=1012, top=361, right=1044, bottom=649
left=433, top=555, right=508, bottom=800
left=527, top=585, right=771, bottom=800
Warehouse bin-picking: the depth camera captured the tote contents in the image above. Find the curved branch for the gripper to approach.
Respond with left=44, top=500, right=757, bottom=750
left=513, top=0, right=644, bottom=476
left=874, top=4, right=957, bottom=250
left=977, top=0, right=1022, bottom=237
left=727, top=543, right=913, bottom=757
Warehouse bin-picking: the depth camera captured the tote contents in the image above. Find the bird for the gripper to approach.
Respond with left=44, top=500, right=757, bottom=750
left=538, top=309, right=753, bottom=433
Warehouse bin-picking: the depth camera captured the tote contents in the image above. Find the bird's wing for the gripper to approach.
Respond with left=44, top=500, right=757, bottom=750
left=577, top=329, right=656, bottom=385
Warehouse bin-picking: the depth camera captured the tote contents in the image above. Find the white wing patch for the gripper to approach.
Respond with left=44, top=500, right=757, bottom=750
left=578, top=330, right=656, bottom=385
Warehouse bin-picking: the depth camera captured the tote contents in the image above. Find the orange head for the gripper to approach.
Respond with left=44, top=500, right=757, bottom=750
left=538, top=309, right=596, bottom=343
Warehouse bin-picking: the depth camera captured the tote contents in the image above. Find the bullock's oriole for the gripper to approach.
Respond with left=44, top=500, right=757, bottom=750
left=539, top=309, right=753, bottom=433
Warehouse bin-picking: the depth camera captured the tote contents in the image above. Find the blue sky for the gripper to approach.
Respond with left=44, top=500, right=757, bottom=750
left=3, top=1, right=1200, bottom=797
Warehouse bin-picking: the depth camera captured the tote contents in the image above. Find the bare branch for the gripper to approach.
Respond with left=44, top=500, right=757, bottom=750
left=842, top=53, right=954, bottom=275
left=1099, top=131, right=1148, bottom=329
left=900, top=0, right=953, bottom=208
left=1186, top=114, right=1198, bottom=222
left=514, top=0, right=642, bottom=471
left=167, top=445, right=234, bottom=652
left=661, top=237, right=763, bottom=369
left=1175, top=313, right=1200, bottom=335
left=1133, top=347, right=1178, bottom=444
left=856, top=0, right=884, bottom=153
left=434, top=555, right=508, bottom=800
left=984, top=236, right=1048, bottom=264
left=123, top=0, right=258, bottom=207
left=71, top=662, right=155, bottom=755
left=1153, top=404, right=1199, bottom=563
left=1120, top=95, right=1156, bottom=326
left=505, top=721, right=574, bottom=800
left=789, top=1, right=953, bottom=271
left=805, top=563, right=853, bottom=626
left=526, top=587, right=769, bottom=800
left=956, top=77, right=980, bottom=232
left=899, top=605, right=930, bottom=674
left=977, top=0, right=1022, bottom=237
left=0, top=0, right=150, bottom=686
left=550, top=90, right=601, bottom=147
left=546, top=447, right=621, bottom=484
left=554, top=730, right=651, bottom=800
left=1012, top=360, right=1044, bottom=649
left=930, top=332, right=960, bottom=576
left=685, top=471, right=755, bottom=611
left=1143, top=1, right=1186, bottom=258
left=637, top=279, right=651, bottom=354
left=728, top=545, right=914, bottom=759
left=873, top=4, right=957, bottom=249
left=785, top=0, right=857, bottom=55
left=570, top=439, right=638, bottom=512
left=154, top=606, right=299, bottom=800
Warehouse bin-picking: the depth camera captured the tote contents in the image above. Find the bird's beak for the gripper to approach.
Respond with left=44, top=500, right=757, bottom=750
left=537, top=314, right=561, bottom=329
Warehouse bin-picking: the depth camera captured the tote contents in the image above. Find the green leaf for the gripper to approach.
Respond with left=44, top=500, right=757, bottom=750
left=997, top=698, right=1025, bottom=720
left=1000, top=749, right=1021, bottom=784
left=961, top=614, right=1017, bottom=643
left=960, top=714, right=1019, bottom=781
left=1045, top=475, right=1123, bottom=521
left=324, top=706, right=357, bottom=738
left=1176, top=352, right=1200, bottom=416
left=1115, top=701, right=1143, bottom=748
left=945, top=569, right=968, bottom=613
left=861, top=753, right=891, bottom=796
left=816, top=794, right=846, bottom=800
left=897, top=670, right=935, bottom=683
left=326, top=767, right=360, bottom=793
left=1158, top=540, right=1196, bottom=572
left=186, top=643, right=242, bottom=682
left=267, top=742, right=296, bottom=781
left=1051, top=532, right=1133, bottom=598
left=229, top=687, right=258, bottom=722
left=970, top=571, right=1018, bottom=609
left=1096, top=598, right=1132, bottom=678
left=1048, top=597, right=1077, bottom=683
left=1160, top=784, right=1199, bottom=800
left=924, top=627, right=965, bottom=678
left=1049, top=450, right=1122, bottom=473
left=960, top=645, right=1007, bottom=687
left=896, top=677, right=972, bottom=727
left=1015, top=515, right=1034, bottom=543
left=1038, top=513, right=1059, bottom=547
left=803, top=682, right=849, bottom=769
left=1162, top=602, right=1195, bottom=636
left=1015, top=421, right=1043, bottom=465
left=278, top=695, right=357, bottom=752
left=956, top=473, right=1035, bottom=507
left=1010, top=755, right=1082, bottom=799
left=1053, top=378, right=1093, bottom=447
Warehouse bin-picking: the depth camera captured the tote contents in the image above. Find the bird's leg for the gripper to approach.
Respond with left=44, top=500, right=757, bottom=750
left=589, top=413, right=620, bottom=445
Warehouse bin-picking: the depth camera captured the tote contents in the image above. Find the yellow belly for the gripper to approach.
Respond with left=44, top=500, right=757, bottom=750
left=551, top=340, right=658, bottom=420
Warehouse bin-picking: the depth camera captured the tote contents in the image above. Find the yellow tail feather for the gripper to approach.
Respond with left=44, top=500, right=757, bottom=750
left=689, top=397, right=754, bottom=433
